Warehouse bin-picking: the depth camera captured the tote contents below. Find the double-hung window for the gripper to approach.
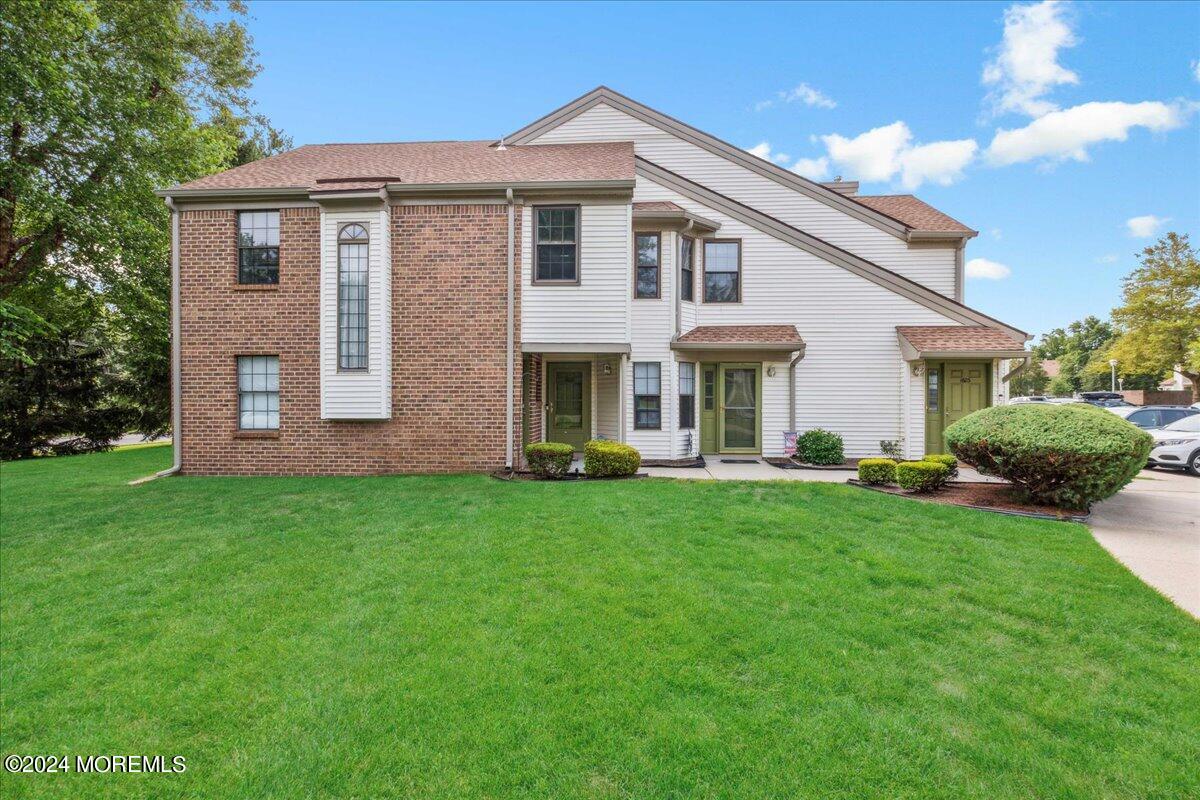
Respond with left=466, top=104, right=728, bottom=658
left=679, top=236, right=694, bottom=302
left=634, top=362, right=661, bottom=430
left=237, top=356, right=279, bottom=430
left=534, top=206, right=580, bottom=283
left=635, top=233, right=660, bottom=299
left=237, top=211, right=280, bottom=284
left=337, top=223, right=369, bottom=370
left=678, top=362, right=696, bottom=429
left=703, top=239, right=741, bottom=303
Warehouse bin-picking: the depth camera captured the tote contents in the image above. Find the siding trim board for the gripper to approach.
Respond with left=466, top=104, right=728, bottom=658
left=503, top=86, right=913, bottom=240
left=634, top=158, right=1028, bottom=342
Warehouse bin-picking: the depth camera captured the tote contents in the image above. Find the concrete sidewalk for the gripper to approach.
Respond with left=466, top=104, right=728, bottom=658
left=1090, top=469, right=1199, bottom=618
left=639, top=458, right=999, bottom=484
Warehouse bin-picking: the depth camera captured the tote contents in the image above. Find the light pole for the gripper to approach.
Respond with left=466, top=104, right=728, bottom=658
left=1109, top=359, right=1118, bottom=392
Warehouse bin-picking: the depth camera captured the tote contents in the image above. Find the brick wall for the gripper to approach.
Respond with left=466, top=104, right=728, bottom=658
left=178, top=203, right=524, bottom=475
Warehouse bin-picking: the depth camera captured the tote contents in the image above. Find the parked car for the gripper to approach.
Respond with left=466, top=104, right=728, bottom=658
left=1077, top=391, right=1126, bottom=406
left=1108, top=405, right=1200, bottom=429
left=1008, top=395, right=1051, bottom=404
left=1146, top=414, right=1200, bottom=474
left=1046, top=397, right=1085, bottom=404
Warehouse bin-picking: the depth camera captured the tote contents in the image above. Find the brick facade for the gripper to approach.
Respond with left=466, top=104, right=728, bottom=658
left=178, top=203, right=524, bottom=475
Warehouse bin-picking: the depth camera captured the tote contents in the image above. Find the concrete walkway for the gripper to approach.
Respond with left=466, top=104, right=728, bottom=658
left=638, top=458, right=999, bottom=483
left=1090, top=469, right=1199, bottom=618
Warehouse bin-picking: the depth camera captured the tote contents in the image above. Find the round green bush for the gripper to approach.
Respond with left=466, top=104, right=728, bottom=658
left=895, top=460, right=950, bottom=492
left=796, top=428, right=844, bottom=465
left=525, top=441, right=574, bottom=479
left=583, top=440, right=641, bottom=478
left=857, top=458, right=896, bottom=485
left=923, top=453, right=959, bottom=479
left=944, top=403, right=1152, bottom=508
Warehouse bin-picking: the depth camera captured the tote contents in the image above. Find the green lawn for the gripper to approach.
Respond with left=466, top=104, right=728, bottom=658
left=1, top=446, right=1197, bottom=799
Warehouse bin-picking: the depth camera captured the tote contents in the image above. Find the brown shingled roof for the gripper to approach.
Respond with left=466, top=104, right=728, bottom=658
left=897, top=326, right=1025, bottom=352
left=170, top=140, right=634, bottom=192
left=632, top=201, right=685, bottom=212
left=676, top=325, right=804, bottom=345
left=854, top=195, right=975, bottom=234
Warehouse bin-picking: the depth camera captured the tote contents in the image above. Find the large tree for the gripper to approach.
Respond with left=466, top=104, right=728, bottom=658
left=0, top=0, right=260, bottom=297
left=1105, top=232, right=1200, bottom=401
left=0, top=0, right=289, bottom=445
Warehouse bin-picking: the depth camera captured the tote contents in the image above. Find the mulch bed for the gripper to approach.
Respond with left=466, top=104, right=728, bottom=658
left=765, top=457, right=861, bottom=471
left=493, top=469, right=647, bottom=482
left=849, top=479, right=1089, bottom=522
left=641, top=456, right=707, bottom=468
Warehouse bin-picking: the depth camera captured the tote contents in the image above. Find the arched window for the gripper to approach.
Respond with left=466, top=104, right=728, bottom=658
left=338, top=223, right=369, bottom=370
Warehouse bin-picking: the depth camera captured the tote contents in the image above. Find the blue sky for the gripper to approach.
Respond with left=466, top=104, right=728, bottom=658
left=240, top=0, right=1198, bottom=337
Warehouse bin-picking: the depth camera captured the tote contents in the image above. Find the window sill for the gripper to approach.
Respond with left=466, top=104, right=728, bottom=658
left=531, top=280, right=581, bottom=287
left=234, top=429, right=280, bottom=439
left=233, top=283, right=280, bottom=291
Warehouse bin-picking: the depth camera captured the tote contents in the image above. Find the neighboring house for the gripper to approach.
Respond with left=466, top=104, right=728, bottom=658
left=157, top=86, right=1027, bottom=476
left=1041, top=359, right=1060, bottom=381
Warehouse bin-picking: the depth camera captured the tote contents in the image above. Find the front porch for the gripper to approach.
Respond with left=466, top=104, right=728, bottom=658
left=520, top=344, right=628, bottom=463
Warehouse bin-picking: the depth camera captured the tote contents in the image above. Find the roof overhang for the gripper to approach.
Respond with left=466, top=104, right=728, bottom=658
left=896, top=331, right=1028, bottom=361
left=521, top=342, right=631, bottom=354
left=670, top=339, right=804, bottom=353
left=907, top=230, right=976, bottom=243
left=632, top=206, right=720, bottom=233
left=157, top=179, right=636, bottom=204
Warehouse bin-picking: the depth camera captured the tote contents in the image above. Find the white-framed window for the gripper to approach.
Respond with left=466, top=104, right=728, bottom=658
left=678, top=362, right=696, bottom=429
left=237, top=356, right=279, bottom=430
left=634, top=362, right=661, bottom=430
left=338, top=223, right=369, bottom=370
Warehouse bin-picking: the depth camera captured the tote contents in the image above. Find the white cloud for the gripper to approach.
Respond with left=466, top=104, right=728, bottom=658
left=1193, top=59, right=1200, bottom=82
left=755, top=82, right=837, bottom=111
left=984, top=100, right=1192, bottom=165
left=990, top=228, right=1003, bottom=240
left=1125, top=215, right=1170, bottom=238
left=983, top=0, right=1079, bottom=117
left=745, top=141, right=791, bottom=165
left=1096, top=253, right=1118, bottom=263
left=816, top=121, right=978, bottom=188
left=898, top=139, right=979, bottom=189
left=822, top=122, right=911, bottom=182
left=780, top=83, right=837, bottom=109
left=965, top=258, right=1012, bottom=280
left=791, top=156, right=831, bottom=181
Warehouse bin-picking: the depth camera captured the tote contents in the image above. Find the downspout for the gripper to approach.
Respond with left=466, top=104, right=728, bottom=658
left=157, top=196, right=182, bottom=477
left=787, top=344, right=806, bottom=431
left=505, top=187, right=515, bottom=469
left=1001, top=354, right=1032, bottom=384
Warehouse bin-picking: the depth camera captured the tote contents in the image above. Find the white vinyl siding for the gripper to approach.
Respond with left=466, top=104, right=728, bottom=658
left=529, top=102, right=959, bottom=298
left=520, top=200, right=630, bottom=345
left=594, top=355, right=620, bottom=441
left=320, top=206, right=391, bottom=419
left=635, top=174, right=962, bottom=458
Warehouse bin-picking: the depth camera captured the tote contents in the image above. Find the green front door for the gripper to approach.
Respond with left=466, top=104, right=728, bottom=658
left=700, top=363, right=718, bottom=454
left=547, top=362, right=591, bottom=451
left=926, top=361, right=990, bottom=454
left=718, top=363, right=761, bottom=454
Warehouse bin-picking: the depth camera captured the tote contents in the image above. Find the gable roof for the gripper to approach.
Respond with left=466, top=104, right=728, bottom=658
left=167, top=140, right=634, bottom=193
left=636, top=157, right=1027, bottom=342
left=503, top=86, right=971, bottom=240
left=854, top=195, right=976, bottom=235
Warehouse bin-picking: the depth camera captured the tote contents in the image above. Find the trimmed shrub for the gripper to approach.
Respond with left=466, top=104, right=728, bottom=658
left=924, top=453, right=959, bottom=479
left=895, top=460, right=950, bottom=493
left=945, top=403, right=1153, bottom=508
left=879, top=440, right=903, bottom=460
left=584, top=440, right=641, bottom=478
left=858, top=458, right=897, bottom=485
left=796, top=428, right=844, bottom=465
left=525, top=442, right=573, bottom=479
